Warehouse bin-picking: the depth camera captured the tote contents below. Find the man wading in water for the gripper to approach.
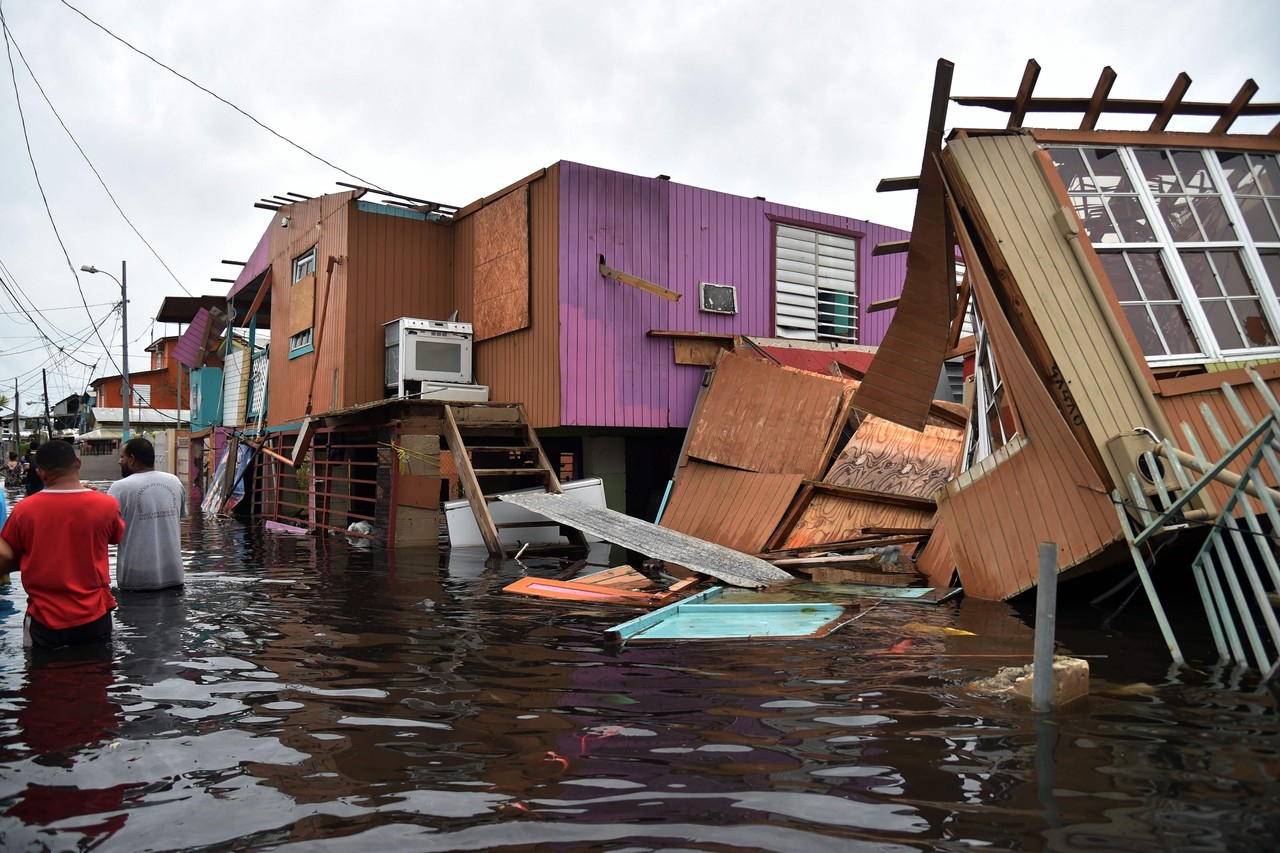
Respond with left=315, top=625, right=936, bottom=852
left=0, top=440, right=124, bottom=648
left=109, top=437, right=186, bottom=591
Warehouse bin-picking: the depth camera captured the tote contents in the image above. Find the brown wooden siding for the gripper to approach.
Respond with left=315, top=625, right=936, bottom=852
left=935, top=213, right=1121, bottom=599
left=1157, top=374, right=1280, bottom=507
left=460, top=165, right=561, bottom=427
left=266, top=193, right=354, bottom=427
left=944, top=134, right=1173, bottom=488
left=344, top=205, right=456, bottom=409
left=658, top=462, right=802, bottom=553
left=265, top=194, right=458, bottom=426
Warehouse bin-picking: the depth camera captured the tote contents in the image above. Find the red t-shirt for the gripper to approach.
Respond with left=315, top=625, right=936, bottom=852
left=2, top=488, right=125, bottom=629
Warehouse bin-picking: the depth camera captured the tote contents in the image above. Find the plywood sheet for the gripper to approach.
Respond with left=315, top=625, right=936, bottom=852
left=685, top=349, right=850, bottom=479
left=660, top=462, right=803, bottom=554
left=472, top=187, right=530, bottom=341
left=824, top=416, right=964, bottom=499
left=288, top=273, right=316, bottom=337
left=778, top=490, right=936, bottom=550
left=396, top=474, right=441, bottom=509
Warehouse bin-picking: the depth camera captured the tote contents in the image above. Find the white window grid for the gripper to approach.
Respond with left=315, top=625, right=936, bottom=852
left=1052, top=145, right=1280, bottom=365
left=775, top=225, right=858, bottom=342
left=962, top=306, right=1017, bottom=470
left=289, top=329, right=313, bottom=353
left=293, top=247, right=316, bottom=283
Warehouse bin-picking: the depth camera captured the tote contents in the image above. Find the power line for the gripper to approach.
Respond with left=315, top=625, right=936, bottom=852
left=58, top=0, right=391, bottom=193
left=1, top=19, right=193, bottom=296
left=0, top=1, right=125, bottom=380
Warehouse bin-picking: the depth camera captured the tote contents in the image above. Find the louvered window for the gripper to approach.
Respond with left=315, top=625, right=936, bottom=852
left=774, top=224, right=858, bottom=342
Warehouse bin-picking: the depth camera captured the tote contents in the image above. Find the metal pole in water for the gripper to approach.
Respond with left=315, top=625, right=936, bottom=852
left=1033, top=542, right=1059, bottom=712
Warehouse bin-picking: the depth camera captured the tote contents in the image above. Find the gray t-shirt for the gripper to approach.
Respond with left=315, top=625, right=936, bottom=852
left=109, top=470, right=187, bottom=591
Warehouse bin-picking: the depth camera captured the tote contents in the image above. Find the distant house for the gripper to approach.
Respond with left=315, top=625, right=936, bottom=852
left=85, top=336, right=191, bottom=443
left=205, top=161, right=911, bottom=537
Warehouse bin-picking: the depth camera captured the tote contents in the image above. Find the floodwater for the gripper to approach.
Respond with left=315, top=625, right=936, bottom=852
left=1, top=498, right=1278, bottom=851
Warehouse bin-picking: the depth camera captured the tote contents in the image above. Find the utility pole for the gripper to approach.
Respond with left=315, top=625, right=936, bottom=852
left=42, top=369, right=52, bottom=441
left=121, top=260, right=130, bottom=442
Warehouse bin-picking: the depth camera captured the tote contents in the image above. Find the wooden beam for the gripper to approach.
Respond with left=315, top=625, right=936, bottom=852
left=876, top=176, right=920, bottom=193
left=1150, top=72, right=1192, bottom=132
left=1211, top=79, right=1259, bottom=135
left=1008, top=59, right=1041, bottom=129
left=852, top=58, right=955, bottom=431
left=1029, top=127, right=1280, bottom=153
left=599, top=255, right=681, bottom=302
left=955, top=94, right=1280, bottom=119
left=949, top=269, right=972, bottom=351
left=866, top=297, right=900, bottom=314
left=1080, top=66, right=1117, bottom=130
left=871, top=239, right=910, bottom=256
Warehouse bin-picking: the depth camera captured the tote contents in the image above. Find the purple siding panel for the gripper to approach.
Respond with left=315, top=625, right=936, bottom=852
left=229, top=225, right=273, bottom=300
left=559, top=162, right=910, bottom=429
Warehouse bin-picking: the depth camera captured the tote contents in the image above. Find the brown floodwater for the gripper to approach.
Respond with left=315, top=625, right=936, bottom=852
left=0, top=502, right=1277, bottom=851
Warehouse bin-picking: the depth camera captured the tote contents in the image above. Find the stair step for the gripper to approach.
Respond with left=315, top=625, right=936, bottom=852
left=472, top=468, right=549, bottom=477
left=466, top=445, right=537, bottom=453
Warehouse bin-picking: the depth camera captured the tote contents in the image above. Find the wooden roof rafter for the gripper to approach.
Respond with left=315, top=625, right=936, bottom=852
left=955, top=61, right=1280, bottom=136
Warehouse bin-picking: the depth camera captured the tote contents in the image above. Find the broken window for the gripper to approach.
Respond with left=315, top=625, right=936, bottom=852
left=1049, top=146, right=1280, bottom=363
left=774, top=224, right=858, bottom=342
left=962, top=305, right=1019, bottom=470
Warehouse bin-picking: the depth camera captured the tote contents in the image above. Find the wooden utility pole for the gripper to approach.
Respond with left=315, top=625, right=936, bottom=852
left=42, top=370, right=53, bottom=441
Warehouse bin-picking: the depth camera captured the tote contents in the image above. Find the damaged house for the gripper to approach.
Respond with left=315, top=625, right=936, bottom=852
left=182, top=162, right=913, bottom=548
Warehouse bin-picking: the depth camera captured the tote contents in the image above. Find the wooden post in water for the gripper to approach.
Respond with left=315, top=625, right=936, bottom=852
left=1033, top=542, right=1059, bottom=712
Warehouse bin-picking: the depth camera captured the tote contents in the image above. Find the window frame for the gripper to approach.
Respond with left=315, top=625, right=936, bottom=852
left=772, top=222, right=860, bottom=343
left=289, top=247, right=317, bottom=358
left=1049, top=144, right=1280, bottom=365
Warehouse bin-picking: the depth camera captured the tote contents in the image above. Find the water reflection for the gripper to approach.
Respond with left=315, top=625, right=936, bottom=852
left=0, top=517, right=1275, bottom=850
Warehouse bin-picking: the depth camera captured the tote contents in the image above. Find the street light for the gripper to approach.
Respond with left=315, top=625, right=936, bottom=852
left=80, top=261, right=130, bottom=442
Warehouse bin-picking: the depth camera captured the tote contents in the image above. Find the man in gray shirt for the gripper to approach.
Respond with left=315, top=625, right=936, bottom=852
left=109, top=437, right=186, bottom=591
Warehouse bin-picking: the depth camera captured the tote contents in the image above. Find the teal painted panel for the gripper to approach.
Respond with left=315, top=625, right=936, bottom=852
left=356, top=200, right=427, bottom=221
left=607, top=588, right=855, bottom=642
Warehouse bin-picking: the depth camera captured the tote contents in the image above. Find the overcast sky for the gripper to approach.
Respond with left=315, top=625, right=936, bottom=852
left=1, top=0, right=1277, bottom=407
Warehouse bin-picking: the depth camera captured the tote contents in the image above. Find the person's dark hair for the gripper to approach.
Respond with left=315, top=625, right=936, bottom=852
left=35, top=439, right=77, bottom=473
left=7, top=452, right=15, bottom=461
left=28, top=439, right=40, bottom=452
left=123, top=436, right=156, bottom=468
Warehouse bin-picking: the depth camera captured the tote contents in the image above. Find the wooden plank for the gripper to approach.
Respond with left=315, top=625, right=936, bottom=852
left=876, top=176, right=920, bottom=192
left=599, top=254, right=681, bottom=302
left=503, top=575, right=667, bottom=605
left=288, top=272, right=315, bottom=337
left=1211, top=79, right=1259, bottom=135
left=871, top=239, right=910, bottom=256
left=1150, top=72, right=1193, bottom=132
left=1079, top=66, right=1117, bottom=131
left=852, top=58, right=955, bottom=430
left=443, top=404, right=503, bottom=556
left=824, top=416, right=964, bottom=499
left=808, top=567, right=919, bottom=586
left=1008, top=58, right=1041, bottom=130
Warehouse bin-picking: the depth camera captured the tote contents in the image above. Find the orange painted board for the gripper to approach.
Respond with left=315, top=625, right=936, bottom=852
left=503, top=576, right=665, bottom=605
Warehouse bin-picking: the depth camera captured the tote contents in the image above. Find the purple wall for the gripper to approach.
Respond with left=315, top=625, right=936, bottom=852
left=558, top=161, right=909, bottom=429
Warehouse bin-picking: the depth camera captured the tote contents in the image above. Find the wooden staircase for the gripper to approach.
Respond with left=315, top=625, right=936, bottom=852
left=442, top=403, right=590, bottom=558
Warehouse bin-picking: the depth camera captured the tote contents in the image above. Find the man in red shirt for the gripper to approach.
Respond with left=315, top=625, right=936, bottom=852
left=0, top=440, right=125, bottom=649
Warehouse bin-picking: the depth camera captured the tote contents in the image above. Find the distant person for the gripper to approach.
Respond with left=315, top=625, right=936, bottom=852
left=23, top=440, right=42, bottom=496
left=109, top=437, right=186, bottom=591
left=0, top=439, right=125, bottom=648
left=4, top=451, right=23, bottom=488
